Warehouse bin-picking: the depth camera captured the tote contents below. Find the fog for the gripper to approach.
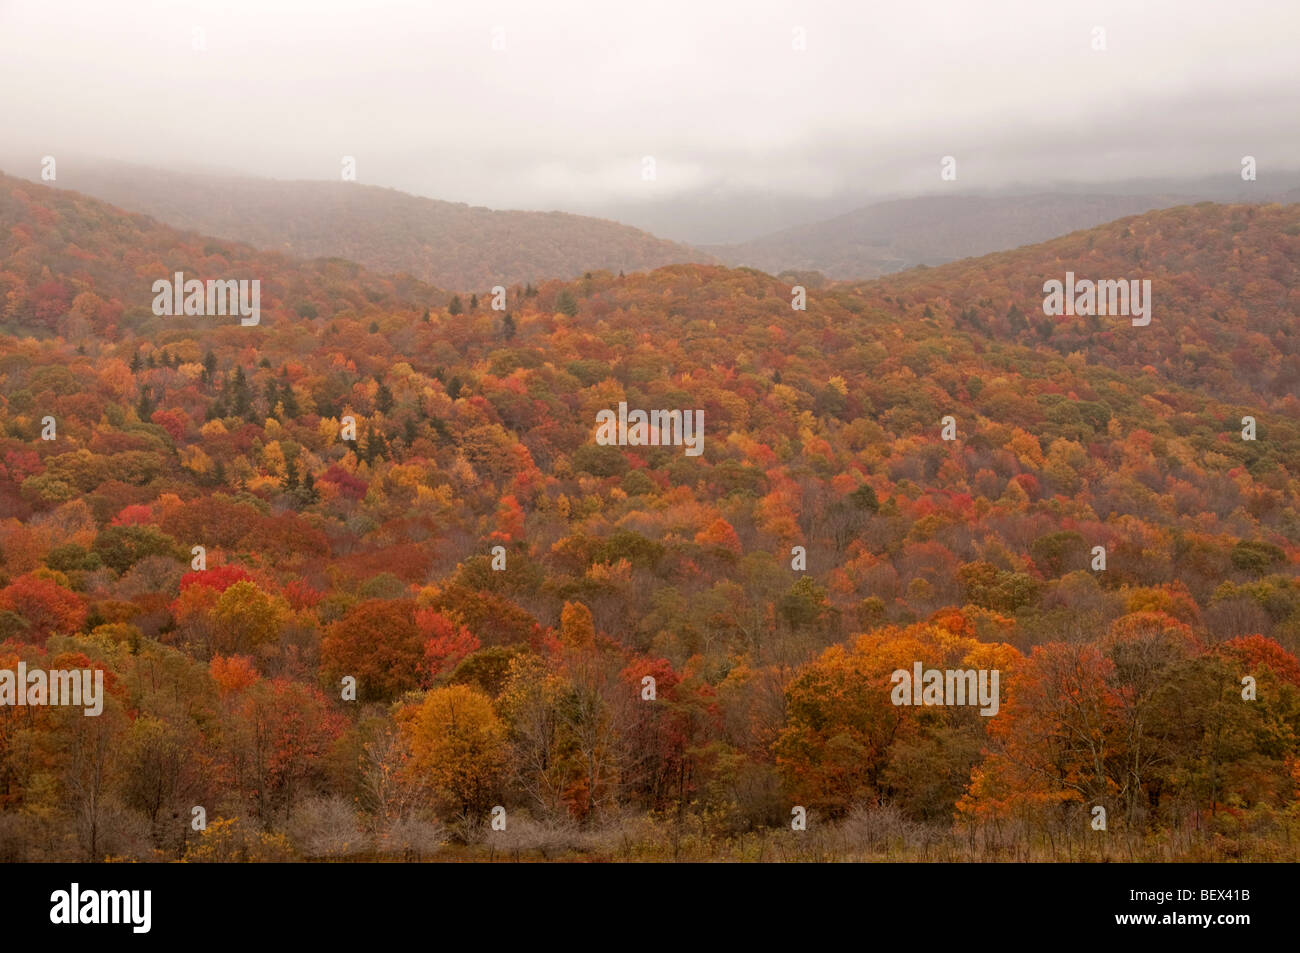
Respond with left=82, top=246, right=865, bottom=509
left=2, top=0, right=1296, bottom=238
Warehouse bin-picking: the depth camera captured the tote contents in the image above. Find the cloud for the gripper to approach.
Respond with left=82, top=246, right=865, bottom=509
left=1, top=0, right=1295, bottom=209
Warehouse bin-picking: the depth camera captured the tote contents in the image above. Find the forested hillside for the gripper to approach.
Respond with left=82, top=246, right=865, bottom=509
left=6, top=162, right=714, bottom=291
left=1, top=174, right=1298, bottom=861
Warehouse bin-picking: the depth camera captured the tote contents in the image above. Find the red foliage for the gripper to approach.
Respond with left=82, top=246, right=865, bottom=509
left=110, top=504, right=156, bottom=526
left=210, top=654, right=260, bottom=698
left=418, top=609, right=481, bottom=677
left=0, top=574, right=86, bottom=643
left=319, top=464, right=368, bottom=500
left=620, top=656, right=680, bottom=698
left=1221, top=634, right=1300, bottom=687
left=179, top=564, right=254, bottom=595
left=489, top=494, right=526, bottom=543
left=1012, top=473, right=1040, bottom=497
left=150, top=408, right=189, bottom=442
left=283, top=579, right=323, bottom=610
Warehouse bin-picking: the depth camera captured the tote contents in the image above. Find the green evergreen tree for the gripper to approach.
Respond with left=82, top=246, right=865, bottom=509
left=231, top=367, right=252, bottom=417
left=136, top=386, right=156, bottom=420
left=279, top=382, right=300, bottom=418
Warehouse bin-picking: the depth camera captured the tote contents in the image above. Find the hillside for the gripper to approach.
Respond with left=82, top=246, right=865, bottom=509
left=1, top=178, right=1298, bottom=862
left=0, top=171, right=448, bottom=340
left=5, top=161, right=715, bottom=292
left=708, top=193, right=1209, bottom=279
left=861, top=202, right=1300, bottom=404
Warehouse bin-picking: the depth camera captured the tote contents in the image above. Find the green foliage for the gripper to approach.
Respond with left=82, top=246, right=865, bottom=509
left=1232, top=540, right=1287, bottom=575
left=93, top=525, right=183, bottom=574
left=555, top=289, right=579, bottom=317
left=571, top=443, right=628, bottom=477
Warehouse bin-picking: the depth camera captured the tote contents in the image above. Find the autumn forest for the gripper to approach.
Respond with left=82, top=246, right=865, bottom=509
left=0, top=172, right=1298, bottom=863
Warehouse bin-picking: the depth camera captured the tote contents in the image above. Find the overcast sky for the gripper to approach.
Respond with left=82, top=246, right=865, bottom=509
left=2, top=0, right=1297, bottom=214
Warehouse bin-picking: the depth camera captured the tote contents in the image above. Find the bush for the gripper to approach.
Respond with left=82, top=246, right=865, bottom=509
left=379, top=814, right=444, bottom=860
left=287, top=796, right=367, bottom=859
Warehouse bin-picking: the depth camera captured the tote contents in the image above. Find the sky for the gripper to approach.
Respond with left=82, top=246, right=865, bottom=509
left=2, top=0, right=1297, bottom=228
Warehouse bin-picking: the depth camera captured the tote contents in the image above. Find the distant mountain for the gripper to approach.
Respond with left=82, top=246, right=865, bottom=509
left=573, top=171, right=1300, bottom=246
left=4, top=160, right=715, bottom=292
left=704, top=193, right=1208, bottom=280
left=566, top=191, right=867, bottom=245
left=706, top=187, right=1300, bottom=280
left=0, top=171, right=447, bottom=338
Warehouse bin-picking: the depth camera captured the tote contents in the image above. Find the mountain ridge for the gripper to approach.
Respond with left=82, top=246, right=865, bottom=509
left=707, top=191, right=1295, bottom=280
left=1, top=160, right=716, bottom=293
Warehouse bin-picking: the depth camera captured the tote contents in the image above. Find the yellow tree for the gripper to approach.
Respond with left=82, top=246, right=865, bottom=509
left=210, top=581, right=289, bottom=659
left=400, top=685, right=508, bottom=818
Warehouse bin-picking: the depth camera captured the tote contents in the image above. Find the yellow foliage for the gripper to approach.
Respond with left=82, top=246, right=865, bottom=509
left=181, top=445, right=214, bottom=476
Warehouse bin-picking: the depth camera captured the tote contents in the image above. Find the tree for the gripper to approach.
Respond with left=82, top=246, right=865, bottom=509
left=497, top=653, right=567, bottom=815
left=0, top=574, right=87, bottom=642
left=210, top=581, right=289, bottom=657
left=1231, top=540, right=1286, bottom=575
left=559, top=601, right=596, bottom=649
left=420, top=610, right=480, bottom=678
left=52, top=670, right=130, bottom=859
left=695, top=517, right=743, bottom=556
left=135, top=386, right=156, bottom=420
left=959, top=642, right=1119, bottom=827
left=556, top=289, right=579, bottom=317
left=221, top=678, right=345, bottom=826
left=774, top=629, right=920, bottom=814
left=399, top=685, right=508, bottom=818
left=321, top=600, right=427, bottom=702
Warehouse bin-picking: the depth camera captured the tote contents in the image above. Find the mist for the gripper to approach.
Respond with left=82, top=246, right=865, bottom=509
left=2, top=0, right=1297, bottom=241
